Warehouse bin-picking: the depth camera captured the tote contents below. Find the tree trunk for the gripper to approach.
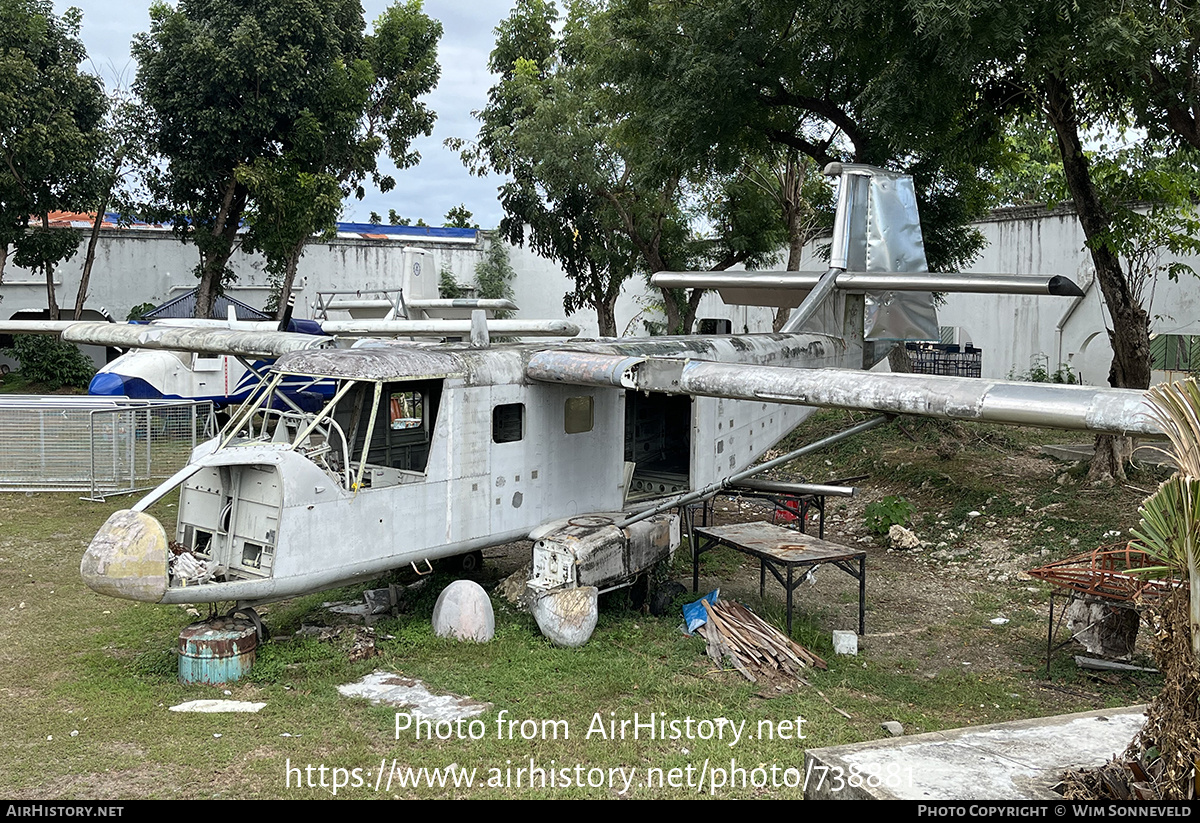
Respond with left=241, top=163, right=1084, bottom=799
left=887, top=344, right=912, bottom=374
left=0, top=243, right=7, bottom=286
left=41, top=213, right=59, bottom=321
left=659, top=287, right=682, bottom=335
left=195, top=177, right=247, bottom=319
left=680, top=287, right=704, bottom=336
left=1044, top=74, right=1150, bottom=482
left=273, top=239, right=306, bottom=321
left=774, top=158, right=811, bottom=332
left=75, top=200, right=108, bottom=321
left=75, top=150, right=124, bottom=321
left=596, top=292, right=618, bottom=337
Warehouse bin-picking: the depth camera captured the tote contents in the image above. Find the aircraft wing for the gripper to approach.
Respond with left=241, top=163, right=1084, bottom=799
left=63, top=322, right=335, bottom=358
left=0, top=315, right=580, bottom=358
left=526, top=350, right=1157, bottom=436
left=0, top=320, right=334, bottom=358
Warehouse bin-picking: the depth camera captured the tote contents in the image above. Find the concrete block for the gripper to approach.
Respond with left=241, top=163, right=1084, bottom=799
left=832, top=629, right=858, bottom=655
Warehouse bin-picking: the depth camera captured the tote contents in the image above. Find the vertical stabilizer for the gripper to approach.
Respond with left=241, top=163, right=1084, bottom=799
left=825, top=163, right=939, bottom=342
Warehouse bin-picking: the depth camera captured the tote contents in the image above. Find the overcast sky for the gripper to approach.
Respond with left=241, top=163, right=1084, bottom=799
left=54, top=0, right=518, bottom=229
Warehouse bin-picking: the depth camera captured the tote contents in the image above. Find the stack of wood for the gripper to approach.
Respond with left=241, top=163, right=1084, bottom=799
left=697, top=598, right=827, bottom=683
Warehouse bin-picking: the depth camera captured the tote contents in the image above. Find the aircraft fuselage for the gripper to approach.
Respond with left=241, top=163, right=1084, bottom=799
left=82, top=332, right=848, bottom=605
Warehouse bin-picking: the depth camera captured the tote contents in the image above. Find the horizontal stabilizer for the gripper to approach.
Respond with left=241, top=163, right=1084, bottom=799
left=322, top=297, right=519, bottom=312
left=651, top=271, right=1084, bottom=307
left=405, top=299, right=520, bottom=311
left=528, top=350, right=1155, bottom=435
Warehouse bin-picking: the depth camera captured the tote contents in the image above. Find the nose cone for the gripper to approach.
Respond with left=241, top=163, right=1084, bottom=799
left=88, top=371, right=128, bottom=397
left=81, top=510, right=169, bottom=602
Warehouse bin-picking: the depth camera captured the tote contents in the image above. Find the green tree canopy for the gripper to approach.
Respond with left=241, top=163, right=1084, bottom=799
left=597, top=0, right=998, bottom=275
left=444, top=204, right=479, bottom=228
left=0, top=0, right=106, bottom=319
left=134, top=0, right=441, bottom=318
left=455, top=0, right=789, bottom=336
left=910, top=0, right=1200, bottom=478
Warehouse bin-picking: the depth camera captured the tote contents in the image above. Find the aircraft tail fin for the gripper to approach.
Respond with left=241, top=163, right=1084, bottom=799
left=651, top=164, right=1083, bottom=341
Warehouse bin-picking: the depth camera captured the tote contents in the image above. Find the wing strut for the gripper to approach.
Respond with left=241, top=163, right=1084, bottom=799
left=619, top=415, right=890, bottom=527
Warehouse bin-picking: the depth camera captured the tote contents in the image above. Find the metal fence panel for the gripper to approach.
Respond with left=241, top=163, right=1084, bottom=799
left=0, top=397, right=214, bottom=498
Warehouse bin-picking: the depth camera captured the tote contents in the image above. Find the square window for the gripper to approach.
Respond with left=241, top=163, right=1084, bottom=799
left=493, top=403, right=524, bottom=443
left=564, top=395, right=594, bottom=434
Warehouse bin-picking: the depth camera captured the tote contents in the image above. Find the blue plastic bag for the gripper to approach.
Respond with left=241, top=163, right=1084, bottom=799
left=683, top=589, right=720, bottom=634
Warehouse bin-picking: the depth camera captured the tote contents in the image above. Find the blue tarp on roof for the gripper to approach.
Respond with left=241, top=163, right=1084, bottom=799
left=335, top=223, right=479, bottom=239
left=101, top=214, right=479, bottom=240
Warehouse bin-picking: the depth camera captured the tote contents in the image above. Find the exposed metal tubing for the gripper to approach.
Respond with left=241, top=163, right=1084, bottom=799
left=779, top=268, right=843, bottom=334
left=732, top=478, right=856, bottom=498
left=221, top=372, right=284, bottom=449
left=618, top=415, right=891, bottom=528
left=650, top=271, right=1084, bottom=297
left=236, top=356, right=308, bottom=420
left=352, top=382, right=383, bottom=491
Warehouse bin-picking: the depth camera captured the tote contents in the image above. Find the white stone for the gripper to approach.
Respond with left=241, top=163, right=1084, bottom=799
left=532, top=586, right=599, bottom=647
left=431, top=580, right=495, bottom=642
left=833, top=630, right=858, bottom=655
left=887, top=524, right=921, bottom=550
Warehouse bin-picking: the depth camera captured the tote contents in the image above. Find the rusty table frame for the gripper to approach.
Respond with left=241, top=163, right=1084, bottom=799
left=691, top=521, right=866, bottom=636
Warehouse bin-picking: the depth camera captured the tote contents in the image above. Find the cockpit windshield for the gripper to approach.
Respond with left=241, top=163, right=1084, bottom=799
left=217, top=371, right=443, bottom=490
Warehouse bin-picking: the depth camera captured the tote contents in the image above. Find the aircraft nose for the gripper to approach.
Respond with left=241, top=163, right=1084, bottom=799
left=81, top=510, right=169, bottom=602
left=88, top=372, right=128, bottom=396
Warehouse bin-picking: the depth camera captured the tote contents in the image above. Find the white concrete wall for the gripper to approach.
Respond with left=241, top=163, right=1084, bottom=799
left=1, top=225, right=786, bottom=337
left=0, top=226, right=487, bottom=323
left=938, top=206, right=1200, bottom=385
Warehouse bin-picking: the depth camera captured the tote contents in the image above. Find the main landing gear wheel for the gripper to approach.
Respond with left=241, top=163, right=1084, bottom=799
left=456, top=550, right=483, bottom=573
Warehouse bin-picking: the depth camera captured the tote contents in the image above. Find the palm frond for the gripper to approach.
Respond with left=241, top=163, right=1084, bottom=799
left=1130, top=475, right=1200, bottom=575
left=1145, top=378, right=1200, bottom=477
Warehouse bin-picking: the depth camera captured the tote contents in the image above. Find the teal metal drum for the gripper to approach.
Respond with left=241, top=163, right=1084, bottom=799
left=178, top=618, right=257, bottom=685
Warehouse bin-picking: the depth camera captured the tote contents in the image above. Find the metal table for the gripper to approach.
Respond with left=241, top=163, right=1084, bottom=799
left=692, top=520, right=866, bottom=635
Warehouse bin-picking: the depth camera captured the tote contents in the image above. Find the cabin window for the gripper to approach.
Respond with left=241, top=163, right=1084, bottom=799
left=493, top=403, right=524, bottom=443
left=564, top=395, right=594, bottom=434
left=390, top=391, right=424, bottom=430
left=331, top=380, right=442, bottom=475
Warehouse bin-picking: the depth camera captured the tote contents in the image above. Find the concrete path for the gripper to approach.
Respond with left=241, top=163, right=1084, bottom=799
left=803, top=706, right=1146, bottom=800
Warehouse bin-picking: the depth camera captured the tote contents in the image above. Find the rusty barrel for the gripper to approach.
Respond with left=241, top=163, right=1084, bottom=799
left=178, top=618, right=257, bottom=685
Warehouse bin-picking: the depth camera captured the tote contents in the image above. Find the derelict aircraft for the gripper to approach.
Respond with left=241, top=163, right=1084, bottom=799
left=26, top=164, right=1161, bottom=644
